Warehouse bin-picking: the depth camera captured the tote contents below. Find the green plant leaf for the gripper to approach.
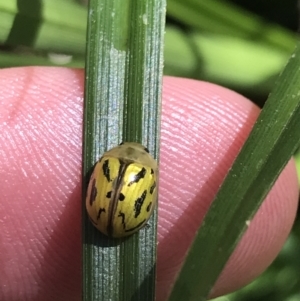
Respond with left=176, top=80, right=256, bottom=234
left=82, top=0, right=165, bottom=301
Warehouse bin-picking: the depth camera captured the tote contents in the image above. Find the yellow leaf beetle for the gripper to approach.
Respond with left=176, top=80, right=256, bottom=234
left=85, top=142, right=158, bottom=238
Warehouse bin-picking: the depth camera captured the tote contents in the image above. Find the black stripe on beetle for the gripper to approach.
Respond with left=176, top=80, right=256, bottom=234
left=118, top=211, right=126, bottom=229
left=117, top=159, right=125, bottom=179
left=128, top=167, right=146, bottom=186
left=146, top=202, right=152, bottom=212
left=97, top=208, right=106, bottom=220
left=119, top=193, right=125, bottom=201
left=149, top=181, right=156, bottom=195
left=134, top=190, right=147, bottom=218
left=106, top=191, right=112, bottom=198
left=102, top=159, right=111, bottom=182
left=89, top=179, right=97, bottom=206
left=144, top=147, right=150, bottom=153
left=150, top=168, right=154, bottom=175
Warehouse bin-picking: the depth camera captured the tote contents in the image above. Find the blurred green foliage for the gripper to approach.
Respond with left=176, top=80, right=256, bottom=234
left=0, top=0, right=297, bottom=101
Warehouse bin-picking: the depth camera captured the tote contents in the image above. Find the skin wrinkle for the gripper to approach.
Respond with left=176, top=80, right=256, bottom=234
left=0, top=69, right=298, bottom=301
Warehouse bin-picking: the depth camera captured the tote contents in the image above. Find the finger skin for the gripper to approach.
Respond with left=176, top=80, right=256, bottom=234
left=0, top=68, right=298, bottom=301
left=158, top=77, right=298, bottom=300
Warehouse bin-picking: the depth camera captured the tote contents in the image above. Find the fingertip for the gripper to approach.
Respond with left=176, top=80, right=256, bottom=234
left=0, top=69, right=298, bottom=301
left=157, top=76, right=298, bottom=300
left=0, top=67, right=84, bottom=301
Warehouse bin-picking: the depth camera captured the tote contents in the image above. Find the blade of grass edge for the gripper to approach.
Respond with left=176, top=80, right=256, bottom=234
left=168, top=43, right=300, bottom=301
left=82, top=0, right=165, bottom=301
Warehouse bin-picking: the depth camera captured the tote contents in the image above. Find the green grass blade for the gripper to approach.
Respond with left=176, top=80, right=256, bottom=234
left=168, top=42, right=300, bottom=301
left=82, top=0, right=165, bottom=301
